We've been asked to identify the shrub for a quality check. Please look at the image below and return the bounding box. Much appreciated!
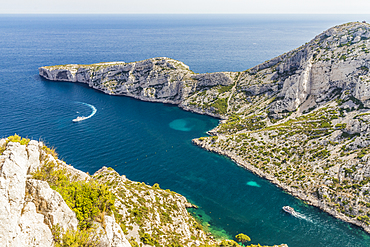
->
[211,98,228,115]
[7,134,30,146]
[42,145,58,158]
[0,142,6,155]
[235,233,251,244]
[140,232,160,246]
[54,228,100,247]
[61,180,116,229]
[153,183,161,189]
[320,122,331,128]
[32,160,116,230]
[129,238,139,247]
[219,240,240,247]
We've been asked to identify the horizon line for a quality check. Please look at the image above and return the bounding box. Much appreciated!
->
[1,13,370,15]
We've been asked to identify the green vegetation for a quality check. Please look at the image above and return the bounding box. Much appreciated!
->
[32,159,116,245]
[218,85,234,94]
[195,87,370,229]
[6,134,30,145]
[52,225,100,247]
[94,168,215,246]
[212,98,228,115]
[33,161,116,229]
[235,233,251,244]
[1,134,31,155]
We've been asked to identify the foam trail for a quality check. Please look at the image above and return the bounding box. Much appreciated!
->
[294,212,314,223]
[73,102,97,121]
[81,102,97,119]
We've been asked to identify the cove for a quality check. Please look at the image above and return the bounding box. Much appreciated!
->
[1,14,370,247]
[5,75,369,246]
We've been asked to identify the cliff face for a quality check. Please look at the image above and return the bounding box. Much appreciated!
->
[39,57,235,118]
[38,22,370,234]
[0,138,131,247]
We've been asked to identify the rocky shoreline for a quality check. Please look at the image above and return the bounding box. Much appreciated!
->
[192,138,370,234]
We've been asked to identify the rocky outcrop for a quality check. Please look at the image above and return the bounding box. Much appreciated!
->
[39,58,236,118]
[25,179,78,232]
[98,215,132,247]
[0,138,131,247]
[93,167,214,247]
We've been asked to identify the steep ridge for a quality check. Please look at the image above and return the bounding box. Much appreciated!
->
[39,22,370,233]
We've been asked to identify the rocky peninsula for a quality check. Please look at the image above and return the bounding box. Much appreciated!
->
[39,22,370,234]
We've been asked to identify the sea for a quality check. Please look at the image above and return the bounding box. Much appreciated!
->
[1,14,370,246]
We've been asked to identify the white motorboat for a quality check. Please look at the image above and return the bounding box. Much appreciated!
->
[72,116,87,122]
[282,206,297,216]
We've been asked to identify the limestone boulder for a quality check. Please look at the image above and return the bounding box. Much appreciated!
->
[26,179,78,232]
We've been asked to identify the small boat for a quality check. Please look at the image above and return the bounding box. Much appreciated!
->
[72,116,87,122]
[282,206,297,216]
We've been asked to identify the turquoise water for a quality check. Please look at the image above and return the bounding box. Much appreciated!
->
[246,181,261,188]
[1,14,370,246]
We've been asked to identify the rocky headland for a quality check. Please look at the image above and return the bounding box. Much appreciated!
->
[39,22,370,234]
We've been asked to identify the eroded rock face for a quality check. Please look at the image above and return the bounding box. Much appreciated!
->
[26,179,78,232]
[0,141,34,246]
[38,57,237,118]
[0,139,131,247]
[18,202,54,247]
[99,215,132,247]
[39,58,192,104]
[0,141,60,246]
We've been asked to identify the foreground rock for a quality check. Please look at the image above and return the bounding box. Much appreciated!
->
[39,22,370,234]
[0,138,128,247]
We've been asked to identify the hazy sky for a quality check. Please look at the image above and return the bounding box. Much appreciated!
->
[2,0,370,14]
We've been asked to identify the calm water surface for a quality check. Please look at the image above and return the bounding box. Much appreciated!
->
[1,14,370,246]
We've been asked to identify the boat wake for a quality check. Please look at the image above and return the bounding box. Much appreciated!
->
[73,102,97,122]
[283,206,313,223]
[293,212,314,223]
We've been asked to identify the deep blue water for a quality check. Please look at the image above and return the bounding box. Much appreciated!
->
[1,14,370,246]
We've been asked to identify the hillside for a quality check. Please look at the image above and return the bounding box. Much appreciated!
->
[39,21,370,233]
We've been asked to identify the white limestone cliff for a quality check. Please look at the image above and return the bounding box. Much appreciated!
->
[0,139,131,247]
